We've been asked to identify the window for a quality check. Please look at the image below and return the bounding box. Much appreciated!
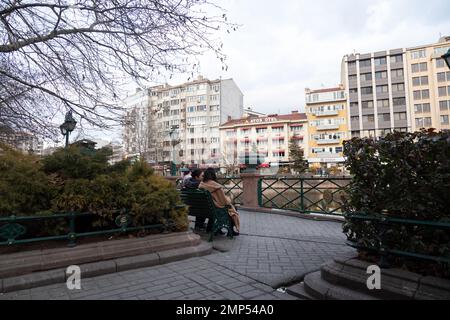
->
[374,57,387,66]
[411,62,428,73]
[414,90,429,100]
[394,112,407,121]
[210,95,219,101]
[440,100,449,111]
[196,105,207,111]
[437,72,446,83]
[361,73,372,81]
[360,59,371,68]
[349,88,358,94]
[392,83,405,92]
[378,113,390,122]
[290,126,303,132]
[348,75,357,82]
[351,131,360,138]
[210,116,220,123]
[424,117,432,127]
[415,118,423,128]
[377,99,389,108]
[375,71,388,79]
[363,115,375,123]
[420,62,428,72]
[350,102,358,108]
[272,127,284,133]
[335,147,343,153]
[348,61,356,68]
[436,58,445,68]
[413,76,428,86]
[351,116,359,122]
[392,98,406,107]
[361,87,373,95]
[391,69,404,78]
[441,115,450,125]
[438,86,447,97]
[226,130,236,136]
[362,101,374,109]
[256,128,267,134]
[390,55,403,64]
[210,105,219,111]
[410,49,426,59]
[272,151,285,157]
[414,103,430,113]
[376,85,388,94]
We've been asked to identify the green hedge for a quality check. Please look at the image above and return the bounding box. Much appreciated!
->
[0,144,188,237]
[342,129,450,277]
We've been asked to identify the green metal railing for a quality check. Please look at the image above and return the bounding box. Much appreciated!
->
[258,177,351,215]
[0,209,180,247]
[345,213,450,267]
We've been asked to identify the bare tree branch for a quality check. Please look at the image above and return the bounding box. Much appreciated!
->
[0,0,237,139]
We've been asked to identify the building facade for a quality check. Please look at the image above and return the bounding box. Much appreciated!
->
[305,85,348,169]
[123,76,243,168]
[123,88,152,159]
[219,112,308,168]
[0,130,44,155]
[406,36,450,132]
[341,36,450,138]
[342,48,410,138]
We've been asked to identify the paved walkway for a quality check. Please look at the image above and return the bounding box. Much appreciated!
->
[0,210,355,300]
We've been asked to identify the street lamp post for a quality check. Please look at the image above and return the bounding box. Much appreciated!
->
[169,125,180,176]
[442,49,450,70]
[59,110,77,148]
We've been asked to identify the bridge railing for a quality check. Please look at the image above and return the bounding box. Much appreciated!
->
[257,176,352,216]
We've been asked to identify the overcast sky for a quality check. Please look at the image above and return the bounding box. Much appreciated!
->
[79,0,450,143]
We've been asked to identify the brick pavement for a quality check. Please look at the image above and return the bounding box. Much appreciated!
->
[0,210,355,300]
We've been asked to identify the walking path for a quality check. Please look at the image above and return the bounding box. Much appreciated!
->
[0,210,355,300]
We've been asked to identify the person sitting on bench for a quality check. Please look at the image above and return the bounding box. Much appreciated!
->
[183,169,202,190]
[199,168,240,236]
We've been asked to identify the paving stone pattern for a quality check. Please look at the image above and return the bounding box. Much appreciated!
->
[0,211,355,300]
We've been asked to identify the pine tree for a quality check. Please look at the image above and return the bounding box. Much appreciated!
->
[289,137,307,174]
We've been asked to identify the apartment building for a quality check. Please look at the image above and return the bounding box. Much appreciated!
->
[407,36,450,131]
[342,48,410,138]
[219,112,308,167]
[123,88,152,159]
[0,129,44,155]
[305,85,348,169]
[341,36,450,138]
[123,76,243,168]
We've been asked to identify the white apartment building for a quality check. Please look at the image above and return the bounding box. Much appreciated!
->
[123,76,243,168]
[0,130,44,155]
[123,88,152,159]
[219,112,308,167]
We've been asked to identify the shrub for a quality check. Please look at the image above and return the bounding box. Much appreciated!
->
[342,129,450,277]
[0,144,188,239]
[0,144,55,217]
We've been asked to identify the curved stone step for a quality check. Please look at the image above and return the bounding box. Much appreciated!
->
[303,270,379,300]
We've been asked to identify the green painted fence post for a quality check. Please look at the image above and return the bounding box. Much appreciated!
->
[67,212,77,247]
[300,179,305,213]
[257,178,262,207]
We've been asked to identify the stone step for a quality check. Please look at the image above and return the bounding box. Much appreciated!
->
[0,232,200,279]
[0,241,213,293]
[303,270,379,300]
[286,282,315,300]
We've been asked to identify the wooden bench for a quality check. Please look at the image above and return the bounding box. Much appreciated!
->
[180,189,234,242]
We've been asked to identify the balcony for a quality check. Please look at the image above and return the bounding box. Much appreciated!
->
[314,110,339,117]
[316,139,341,145]
[316,124,340,131]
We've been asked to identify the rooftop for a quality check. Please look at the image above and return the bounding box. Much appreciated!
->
[221,111,307,127]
